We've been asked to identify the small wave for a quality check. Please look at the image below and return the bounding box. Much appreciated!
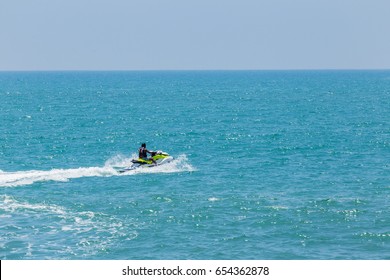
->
[358,232,390,238]
[0,154,195,187]
[0,194,66,215]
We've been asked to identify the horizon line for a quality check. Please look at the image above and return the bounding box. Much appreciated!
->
[1,68,390,73]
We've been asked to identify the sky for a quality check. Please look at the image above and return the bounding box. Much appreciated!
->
[0,0,389,70]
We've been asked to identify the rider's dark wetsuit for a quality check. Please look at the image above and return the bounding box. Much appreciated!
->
[138,143,157,164]
[139,147,148,159]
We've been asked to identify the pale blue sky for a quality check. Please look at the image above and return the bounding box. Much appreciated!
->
[1,0,389,70]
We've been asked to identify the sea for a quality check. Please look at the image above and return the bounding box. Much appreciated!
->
[0,70,389,260]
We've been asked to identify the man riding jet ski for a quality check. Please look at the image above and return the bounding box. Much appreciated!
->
[118,143,173,173]
[138,143,157,165]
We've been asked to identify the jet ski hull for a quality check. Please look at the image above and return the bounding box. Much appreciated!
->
[118,151,173,173]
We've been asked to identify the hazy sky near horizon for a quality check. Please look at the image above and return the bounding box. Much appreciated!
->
[1,0,389,70]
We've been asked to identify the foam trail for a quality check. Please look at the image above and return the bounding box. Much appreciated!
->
[0,154,195,187]
[0,166,117,187]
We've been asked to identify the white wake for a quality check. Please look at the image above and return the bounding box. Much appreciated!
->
[0,154,194,187]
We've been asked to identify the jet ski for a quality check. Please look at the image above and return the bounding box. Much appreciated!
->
[118,151,173,173]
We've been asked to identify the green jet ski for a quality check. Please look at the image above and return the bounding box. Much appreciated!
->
[118,151,173,173]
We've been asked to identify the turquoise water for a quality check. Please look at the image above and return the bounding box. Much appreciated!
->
[0,70,389,259]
